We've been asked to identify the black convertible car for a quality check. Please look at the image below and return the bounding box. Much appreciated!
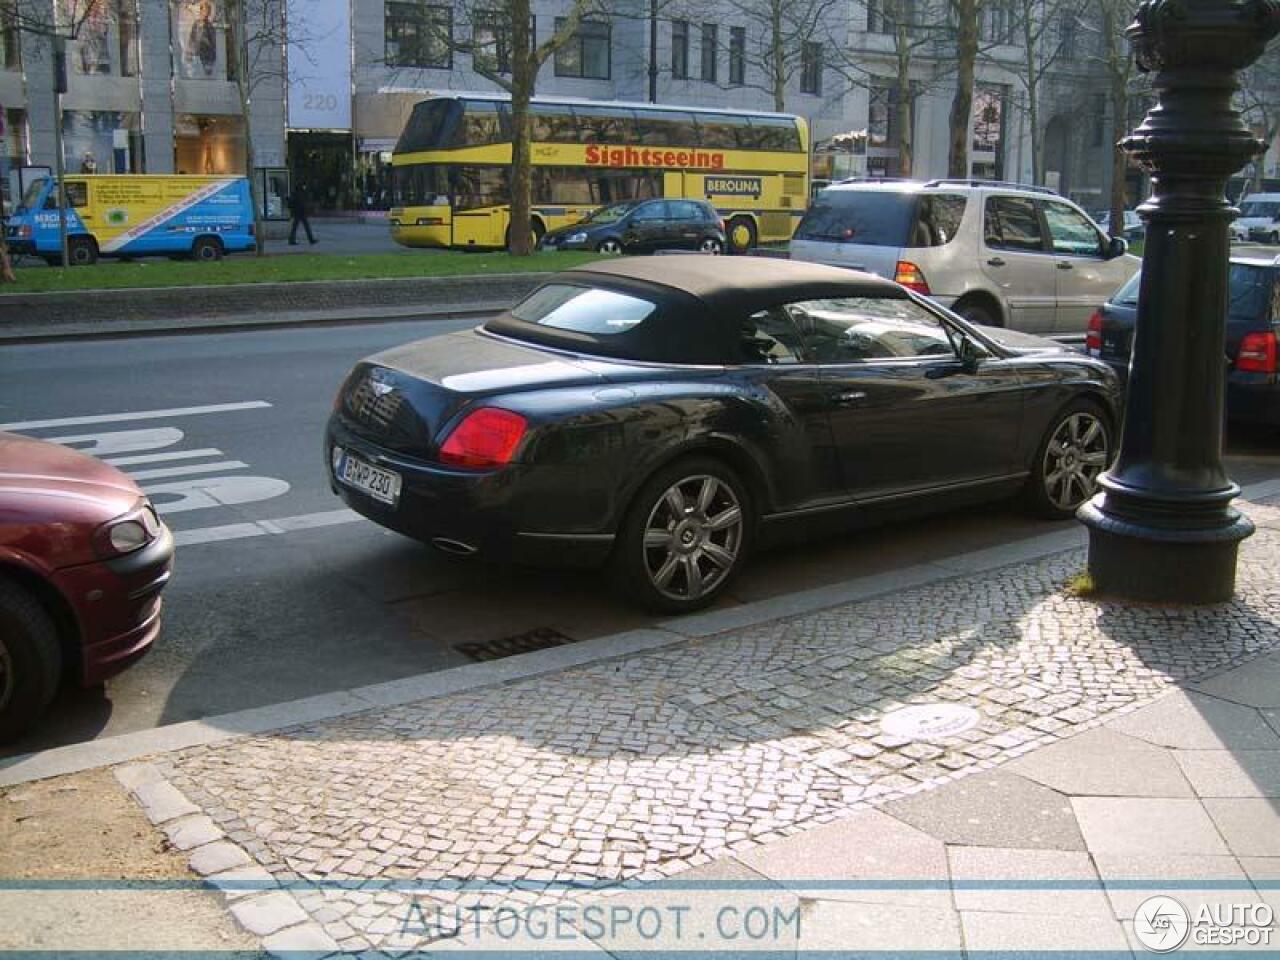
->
[327,257,1121,612]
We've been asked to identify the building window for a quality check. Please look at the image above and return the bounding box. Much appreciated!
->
[1090,93,1106,147]
[173,0,237,79]
[70,0,139,76]
[980,0,1015,43]
[699,23,716,82]
[972,83,1007,178]
[868,80,898,146]
[384,1,452,69]
[175,113,245,174]
[728,26,744,85]
[800,41,821,95]
[1,5,20,69]
[868,0,913,34]
[1056,11,1075,59]
[554,18,609,79]
[62,109,141,173]
[671,19,688,79]
[473,9,513,73]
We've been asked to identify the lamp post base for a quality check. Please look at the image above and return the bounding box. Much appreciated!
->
[1079,496,1255,604]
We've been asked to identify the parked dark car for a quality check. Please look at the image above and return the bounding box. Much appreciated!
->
[327,257,1121,612]
[1088,248,1280,425]
[0,433,173,739]
[539,199,726,255]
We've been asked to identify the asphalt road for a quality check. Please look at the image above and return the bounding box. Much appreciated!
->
[3,320,1278,757]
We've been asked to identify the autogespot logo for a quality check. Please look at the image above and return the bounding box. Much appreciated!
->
[1135,896,1191,953]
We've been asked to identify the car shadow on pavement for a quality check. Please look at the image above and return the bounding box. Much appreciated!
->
[147,502,1280,928]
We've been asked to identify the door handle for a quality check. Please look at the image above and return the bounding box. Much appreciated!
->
[1057,261,1074,270]
[830,390,867,405]
[986,257,1006,267]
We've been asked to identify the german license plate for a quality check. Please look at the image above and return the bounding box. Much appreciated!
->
[338,451,401,507]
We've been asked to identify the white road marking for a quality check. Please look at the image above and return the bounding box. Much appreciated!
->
[105,448,223,466]
[50,427,186,456]
[174,509,359,546]
[143,476,292,514]
[0,400,271,432]
[127,460,248,481]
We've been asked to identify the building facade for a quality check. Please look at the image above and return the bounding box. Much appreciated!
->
[0,0,1214,218]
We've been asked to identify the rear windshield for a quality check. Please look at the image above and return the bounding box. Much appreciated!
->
[794,191,965,248]
[1112,264,1273,320]
[1240,200,1280,218]
[511,284,657,335]
[795,191,915,246]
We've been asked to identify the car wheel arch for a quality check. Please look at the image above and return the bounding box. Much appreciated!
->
[0,562,80,682]
[953,289,1006,328]
[1025,391,1116,471]
[611,435,773,538]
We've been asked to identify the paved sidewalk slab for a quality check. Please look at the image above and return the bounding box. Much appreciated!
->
[961,909,1129,953]
[1073,797,1230,857]
[1203,798,1280,857]
[1007,726,1195,797]
[1106,690,1280,750]
[1092,852,1260,920]
[1174,749,1280,798]
[1191,651,1280,708]
[946,846,1111,917]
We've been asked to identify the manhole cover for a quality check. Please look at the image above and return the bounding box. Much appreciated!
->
[455,627,574,663]
[880,704,980,741]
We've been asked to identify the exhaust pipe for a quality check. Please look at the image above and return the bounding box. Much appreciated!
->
[431,537,478,557]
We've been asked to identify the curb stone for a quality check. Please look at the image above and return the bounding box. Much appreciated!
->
[114,761,335,955]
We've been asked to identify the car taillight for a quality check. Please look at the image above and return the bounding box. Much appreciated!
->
[439,408,528,469]
[1086,310,1103,354]
[1237,331,1278,374]
[894,261,930,295]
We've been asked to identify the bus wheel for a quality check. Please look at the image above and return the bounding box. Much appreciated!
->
[68,237,98,267]
[192,237,224,261]
[727,217,756,255]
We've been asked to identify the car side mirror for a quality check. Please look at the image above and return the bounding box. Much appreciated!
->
[1107,236,1128,259]
[959,335,986,371]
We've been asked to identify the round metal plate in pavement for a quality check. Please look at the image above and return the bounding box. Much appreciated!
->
[880,703,980,741]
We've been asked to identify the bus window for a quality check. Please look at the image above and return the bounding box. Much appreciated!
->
[45,181,89,209]
[574,105,636,142]
[634,109,700,147]
[453,165,508,211]
[530,103,579,143]
[748,116,802,151]
[594,170,660,203]
[394,98,461,153]
[533,167,596,205]
[696,115,750,149]
[393,164,448,206]
[460,101,504,147]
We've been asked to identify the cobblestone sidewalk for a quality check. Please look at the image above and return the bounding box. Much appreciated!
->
[114,501,1280,956]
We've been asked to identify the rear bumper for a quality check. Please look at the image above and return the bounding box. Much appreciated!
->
[1095,358,1279,425]
[51,525,173,686]
[325,416,614,567]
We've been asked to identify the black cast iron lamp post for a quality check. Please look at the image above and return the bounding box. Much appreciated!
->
[1079,0,1280,603]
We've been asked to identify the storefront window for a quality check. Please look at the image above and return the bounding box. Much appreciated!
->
[174,114,245,173]
[1,109,29,214]
[62,110,140,173]
[259,167,289,219]
[65,0,138,76]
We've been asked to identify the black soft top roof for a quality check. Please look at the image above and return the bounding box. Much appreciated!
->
[484,255,905,364]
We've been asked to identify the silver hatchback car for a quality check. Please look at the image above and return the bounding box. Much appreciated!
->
[790,179,1140,336]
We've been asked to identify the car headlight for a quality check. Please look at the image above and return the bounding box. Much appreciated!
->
[95,499,161,558]
[567,232,588,243]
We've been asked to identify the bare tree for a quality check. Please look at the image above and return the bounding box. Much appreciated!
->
[946,0,979,176]
[682,0,846,112]
[1240,40,1280,193]
[868,0,946,175]
[1,0,103,265]
[1088,0,1138,234]
[993,0,1086,184]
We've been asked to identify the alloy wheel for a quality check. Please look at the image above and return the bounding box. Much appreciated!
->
[642,474,743,603]
[700,238,723,255]
[1042,412,1109,511]
[599,239,622,254]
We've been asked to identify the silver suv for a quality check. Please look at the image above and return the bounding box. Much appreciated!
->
[790,179,1140,335]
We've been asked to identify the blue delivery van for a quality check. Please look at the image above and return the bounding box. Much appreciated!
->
[5,174,256,265]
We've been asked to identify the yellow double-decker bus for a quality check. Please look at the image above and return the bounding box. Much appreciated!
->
[389,93,809,254]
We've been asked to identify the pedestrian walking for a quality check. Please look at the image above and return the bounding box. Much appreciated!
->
[288,182,316,245]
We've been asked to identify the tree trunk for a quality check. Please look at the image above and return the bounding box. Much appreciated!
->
[1022,12,1041,184]
[508,0,535,256]
[1103,1,1127,231]
[771,0,785,112]
[230,0,265,254]
[895,28,913,176]
[948,0,978,178]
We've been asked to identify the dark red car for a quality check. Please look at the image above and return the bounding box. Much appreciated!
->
[0,432,173,739]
